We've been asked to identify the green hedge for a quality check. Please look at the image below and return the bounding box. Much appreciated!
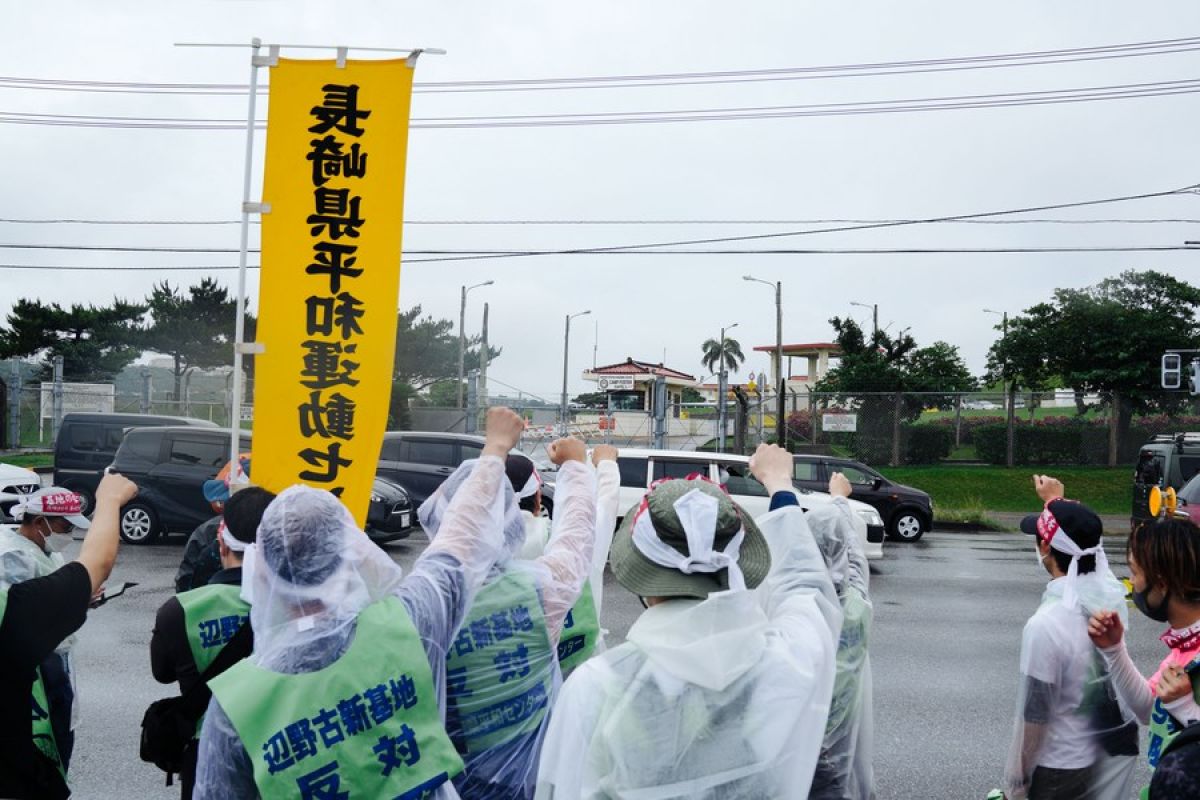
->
[974,423,1111,465]
[821,424,954,466]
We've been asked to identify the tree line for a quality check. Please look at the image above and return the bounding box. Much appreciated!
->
[0,280,498,416]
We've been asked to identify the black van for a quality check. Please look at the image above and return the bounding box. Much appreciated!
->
[110,426,251,543]
[53,413,217,513]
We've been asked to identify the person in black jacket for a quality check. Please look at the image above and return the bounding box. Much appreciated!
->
[151,486,274,799]
[174,457,250,593]
[0,472,137,800]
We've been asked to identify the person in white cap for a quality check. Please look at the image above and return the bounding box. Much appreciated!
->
[0,472,137,800]
[534,443,842,799]
[0,486,97,776]
[1002,475,1137,800]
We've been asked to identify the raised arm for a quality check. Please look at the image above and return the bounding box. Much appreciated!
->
[77,472,137,595]
[536,438,597,643]
[399,408,524,652]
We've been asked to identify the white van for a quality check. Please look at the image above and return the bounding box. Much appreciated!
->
[578,447,885,561]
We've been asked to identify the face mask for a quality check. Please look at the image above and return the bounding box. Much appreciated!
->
[1132,586,1171,622]
[39,519,73,553]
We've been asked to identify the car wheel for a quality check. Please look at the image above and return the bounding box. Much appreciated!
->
[119,503,160,544]
[73,488,95,517]
[889,510,926,542]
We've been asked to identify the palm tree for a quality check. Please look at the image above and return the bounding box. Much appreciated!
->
[701,336,745,375]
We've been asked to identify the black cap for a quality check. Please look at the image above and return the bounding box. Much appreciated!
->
[1020,498,1103,550]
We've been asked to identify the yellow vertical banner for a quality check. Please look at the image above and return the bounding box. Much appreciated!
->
[252,58,414,526]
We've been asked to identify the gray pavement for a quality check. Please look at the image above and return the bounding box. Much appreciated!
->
[989,510,1135,535]
[60,527,1161,799]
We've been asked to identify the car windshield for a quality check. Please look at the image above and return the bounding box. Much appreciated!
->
[1178,472,1200,505]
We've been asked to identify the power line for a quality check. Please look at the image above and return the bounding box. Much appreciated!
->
[2,35,1199,96]
[0,245,1192,272]
[2,77,1198,130]
[0,183,1193,263]
[1,216,1198,227]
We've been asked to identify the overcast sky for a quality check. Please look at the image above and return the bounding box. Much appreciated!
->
[2,2,1199,401]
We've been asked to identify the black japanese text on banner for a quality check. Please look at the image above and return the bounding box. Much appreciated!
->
[252,58,414,526]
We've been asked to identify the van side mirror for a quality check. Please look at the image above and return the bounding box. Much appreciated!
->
[871,478,884,490]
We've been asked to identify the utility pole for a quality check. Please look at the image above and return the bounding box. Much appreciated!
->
[851,301,878,339]
[479,302,489,409]
[561,310,592,431]
[456,280,494,409]
[985,308,1013,468]
[744,275,785,445]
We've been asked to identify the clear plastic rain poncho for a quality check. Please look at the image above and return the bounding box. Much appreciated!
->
[420,456,597,800]
[194,462,509,800]
[517,455,620,658]
[1003,538,1137,800]
[804,497,875,800]
[534,503,842,800]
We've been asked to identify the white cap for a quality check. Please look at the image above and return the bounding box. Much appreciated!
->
[11,487,91,529]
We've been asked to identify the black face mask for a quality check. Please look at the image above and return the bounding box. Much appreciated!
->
[1132,586,1171,623]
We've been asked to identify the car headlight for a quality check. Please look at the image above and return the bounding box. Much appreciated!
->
[858,508,883,527]
[370,493,383,503]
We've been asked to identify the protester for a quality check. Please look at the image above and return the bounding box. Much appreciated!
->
[535,443,842,799]
[0,473,137,800]
[1003,475,1137,800]
[425,438,598,799]
[514,444,620,677]
[805,472,876,800]
[193,407,523,800]
[1087,514,1200,784]
[149,486,275,798]
[175,455,250,593]
[0,486,96,773]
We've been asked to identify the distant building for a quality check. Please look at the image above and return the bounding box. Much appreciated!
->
[750,341,841,395]
[581,358,697,416]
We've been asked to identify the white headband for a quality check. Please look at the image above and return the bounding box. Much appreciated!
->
[631,488,747,592]
[1047,528,1109,610]
[220,520,250,553]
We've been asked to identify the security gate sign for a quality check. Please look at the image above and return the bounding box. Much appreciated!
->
[597,376,635,391]
[822,413,858,433]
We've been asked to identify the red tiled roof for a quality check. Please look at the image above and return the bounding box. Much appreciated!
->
[589,357,695,381]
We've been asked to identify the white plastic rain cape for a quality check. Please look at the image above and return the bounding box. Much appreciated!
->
[535,503,841,800]
[194,458,509,800]
[421,457,597,800]
[1003,558,1137,800]
[803,497,875,800]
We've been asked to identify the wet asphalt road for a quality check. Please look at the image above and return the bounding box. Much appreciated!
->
[61,528,1163,799]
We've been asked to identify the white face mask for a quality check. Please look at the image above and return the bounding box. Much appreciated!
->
[40,519,74,553]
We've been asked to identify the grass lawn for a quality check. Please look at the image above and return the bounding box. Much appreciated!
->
[877,465,1129,515]
[0,451,53,469]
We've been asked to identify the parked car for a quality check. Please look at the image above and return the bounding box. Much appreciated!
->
[110,426,413,544]
[792,454,933,542]
[559,447,885,560]
[1175,472,1200,527]
[0,462,43,522]
[1133,433,1200,523]
[377,431,487,507]
[53,412,217,515]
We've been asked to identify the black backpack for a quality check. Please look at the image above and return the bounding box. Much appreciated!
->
[139,621,252,779]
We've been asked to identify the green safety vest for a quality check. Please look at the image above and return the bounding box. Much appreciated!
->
[1146,655,1200,770]
[444,569,554,755]
[210,595,463,800]
[558,580,600,677]
[0,588,66,783]
[827,586,871,735]
[177,582,250,735]
[178,583,250,675]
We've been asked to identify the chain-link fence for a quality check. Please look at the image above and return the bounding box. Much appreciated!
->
[7,363,1200,471]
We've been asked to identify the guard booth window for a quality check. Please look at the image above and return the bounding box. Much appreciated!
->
[608,391,644,411]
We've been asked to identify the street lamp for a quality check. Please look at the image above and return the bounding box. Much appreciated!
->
[744,275,785,445]
[561,309,592,430]
[716,321,739,453]
[984,308,1013,468]
[457,280,494,408]
[850,301,878,339]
